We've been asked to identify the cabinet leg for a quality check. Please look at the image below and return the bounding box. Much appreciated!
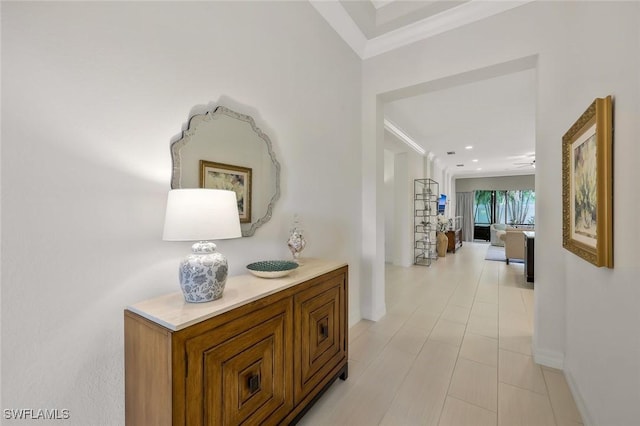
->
[339,363,348,381]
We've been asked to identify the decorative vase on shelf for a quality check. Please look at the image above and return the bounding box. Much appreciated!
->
[287,216,306,264]
[436,231,448,257]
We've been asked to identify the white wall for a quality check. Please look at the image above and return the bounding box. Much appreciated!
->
[448,177,456,219]
[456,174,535,192]
[557,5,640,425]
[383,131,425,267]
[359,96,386,320]
[384,149,395,262]
[399,150,425,267]
[433,159,446,192]
[362,2,640,424]
[391,153,409,265]
[1,2,361,423]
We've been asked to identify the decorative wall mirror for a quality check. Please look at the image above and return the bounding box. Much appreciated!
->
[170,106,281,237]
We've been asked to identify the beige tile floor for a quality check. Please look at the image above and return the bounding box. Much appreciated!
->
[298,242,583,426]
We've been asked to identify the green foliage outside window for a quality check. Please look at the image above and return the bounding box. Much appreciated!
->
[474,190,535,226]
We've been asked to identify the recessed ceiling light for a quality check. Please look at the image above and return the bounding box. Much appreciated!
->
[472,159,479,162]
[477,168,482,171]
[465,146,473,150]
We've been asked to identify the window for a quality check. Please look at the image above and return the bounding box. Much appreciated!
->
[474,190,493,225]
[474,190,535,226]
[504,190,535,226]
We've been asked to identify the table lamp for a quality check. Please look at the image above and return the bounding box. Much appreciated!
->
[163,189,242,303]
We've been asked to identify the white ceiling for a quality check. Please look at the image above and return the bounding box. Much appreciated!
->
[385,68,536,178]
[310,0,533,58]
[311,0,537,178]
[340,0,468,39]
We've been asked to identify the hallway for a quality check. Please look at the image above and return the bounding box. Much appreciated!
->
[300,242,582,425]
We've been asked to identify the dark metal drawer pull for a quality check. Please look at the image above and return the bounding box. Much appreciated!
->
[319,323,329,338]
[248,374,260,394]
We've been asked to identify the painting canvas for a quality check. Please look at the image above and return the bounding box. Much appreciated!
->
[200,160,252,223]
[562,96,613,268]
[571,124,597,247]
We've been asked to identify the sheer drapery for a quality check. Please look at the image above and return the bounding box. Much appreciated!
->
[456,192,475,242]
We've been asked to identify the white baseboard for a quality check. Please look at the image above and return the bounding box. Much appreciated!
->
[563,366,595,426]
[532,345,594,426]
[532,345,564,369]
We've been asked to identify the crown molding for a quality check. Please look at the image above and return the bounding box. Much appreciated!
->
[310,0,535,59]
[371,0,394,9]
[384,119,426,155]
[309,0,368,57]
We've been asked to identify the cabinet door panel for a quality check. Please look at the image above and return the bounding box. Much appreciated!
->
[294,273,345,403]
[185,299,293,426]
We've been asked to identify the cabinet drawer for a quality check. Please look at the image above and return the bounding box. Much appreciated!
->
[185,298,293,425]
[294,273,346,403]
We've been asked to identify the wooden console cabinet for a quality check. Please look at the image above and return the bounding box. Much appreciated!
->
[125,259,348,425]
[446,229,463,253]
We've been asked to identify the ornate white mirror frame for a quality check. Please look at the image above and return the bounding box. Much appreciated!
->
[170,106,281,237]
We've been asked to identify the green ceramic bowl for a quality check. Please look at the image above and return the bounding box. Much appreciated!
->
[246,260,299,278]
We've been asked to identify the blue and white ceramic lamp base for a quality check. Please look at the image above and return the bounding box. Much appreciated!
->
[179,241,228,303]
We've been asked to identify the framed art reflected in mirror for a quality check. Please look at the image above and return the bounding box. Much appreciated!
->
[200,160,252,223]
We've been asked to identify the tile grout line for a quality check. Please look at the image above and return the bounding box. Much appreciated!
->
[436,254,493,425]
[432,259,471,425]
[373,261,445,424]
[540,364,562,426]
[497,260,503,425]
[374,262,461,425]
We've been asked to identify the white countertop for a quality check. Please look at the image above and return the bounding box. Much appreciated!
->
[126,258,347,331]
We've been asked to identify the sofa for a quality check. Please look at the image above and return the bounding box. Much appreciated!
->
[490,223,507,246]
[501,226,534,264]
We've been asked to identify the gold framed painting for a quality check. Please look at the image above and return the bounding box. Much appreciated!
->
[562,96,613,268]
[200,160,252,223]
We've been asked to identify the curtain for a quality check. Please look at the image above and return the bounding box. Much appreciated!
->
[456,192,475,242]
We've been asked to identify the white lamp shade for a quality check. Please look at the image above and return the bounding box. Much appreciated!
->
[163,189,242,241]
